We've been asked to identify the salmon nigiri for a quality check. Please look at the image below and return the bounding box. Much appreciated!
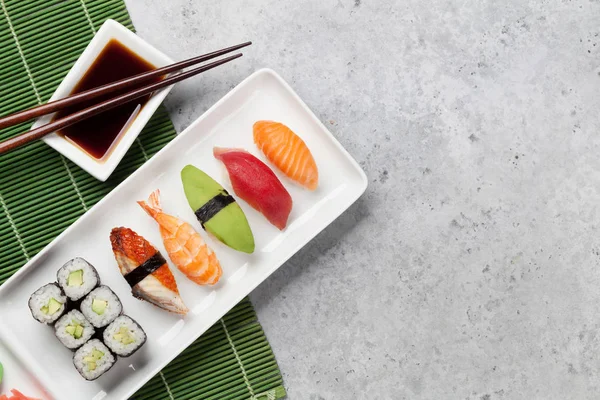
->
[214,147,293,230]
[138,190,222,285]
[110,227,188,314]
[253,120,319,190]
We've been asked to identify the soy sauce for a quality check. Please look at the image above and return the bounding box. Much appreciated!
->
[56,39,159,160]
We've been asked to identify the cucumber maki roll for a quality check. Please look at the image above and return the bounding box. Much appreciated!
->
[57,258,100,301]
[55,310,95,350]
[80,286,122,328]
[73,339,115,380]
[103,315,146,357]
[28,283,67,324]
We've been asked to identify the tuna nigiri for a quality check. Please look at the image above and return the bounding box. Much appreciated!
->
[138,190,222,285]
[214,147,293,230]
[253,120,319,190]
[110,227,188,314]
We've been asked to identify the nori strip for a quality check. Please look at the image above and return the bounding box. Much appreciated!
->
[194,191,235,228]
[124,252,166,287]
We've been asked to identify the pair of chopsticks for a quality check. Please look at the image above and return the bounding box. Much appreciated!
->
[0,41,252,155]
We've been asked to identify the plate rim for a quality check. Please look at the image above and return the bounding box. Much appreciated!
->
[0,68,368,399]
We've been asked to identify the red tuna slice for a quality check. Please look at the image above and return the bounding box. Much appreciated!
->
[214,147,293,230]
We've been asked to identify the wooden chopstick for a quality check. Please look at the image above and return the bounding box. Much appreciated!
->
[0,53,243,155]
[0,41,251,131]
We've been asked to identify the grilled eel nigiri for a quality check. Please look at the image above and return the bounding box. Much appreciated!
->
[110,227,188,315]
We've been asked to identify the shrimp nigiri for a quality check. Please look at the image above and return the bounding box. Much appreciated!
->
[137,190,222,285]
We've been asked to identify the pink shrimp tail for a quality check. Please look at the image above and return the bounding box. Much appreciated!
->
[137,189,162,219]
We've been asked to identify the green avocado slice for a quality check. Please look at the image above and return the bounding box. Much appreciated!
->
[66,320,85,339]
[42,298,62,315]
[181,165,255,253]
[114,326,135,345]
[74,325,84,338]
[68,269,84,286]
[92,299,107,315]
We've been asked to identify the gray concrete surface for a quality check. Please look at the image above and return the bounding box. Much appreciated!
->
[127,1,600,398]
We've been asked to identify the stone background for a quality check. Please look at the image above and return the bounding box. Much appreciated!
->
[127,1,600,398]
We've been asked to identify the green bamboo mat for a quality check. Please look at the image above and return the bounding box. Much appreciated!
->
[0,0,286,399]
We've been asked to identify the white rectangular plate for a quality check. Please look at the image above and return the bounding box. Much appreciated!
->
[0,69,367,400]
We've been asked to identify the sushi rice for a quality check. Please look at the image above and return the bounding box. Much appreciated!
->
[80,286,122,328]
[57,257,100,301]
[55,310,95,350]
[103,315,146,357]
[73,339,115,380]
[28,283,67,324]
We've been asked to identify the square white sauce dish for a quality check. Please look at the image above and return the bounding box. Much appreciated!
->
[32,19,174,182]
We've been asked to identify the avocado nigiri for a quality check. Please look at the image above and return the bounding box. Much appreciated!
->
[181,165,255,253]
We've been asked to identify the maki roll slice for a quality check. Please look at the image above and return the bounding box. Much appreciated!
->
[28,283,67,324]
[181,165,255,253]
[103,315,146,357]
[55,310,95,350]
[80,286,122,328]
[57,257,100,301]
[73,339,115,380]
